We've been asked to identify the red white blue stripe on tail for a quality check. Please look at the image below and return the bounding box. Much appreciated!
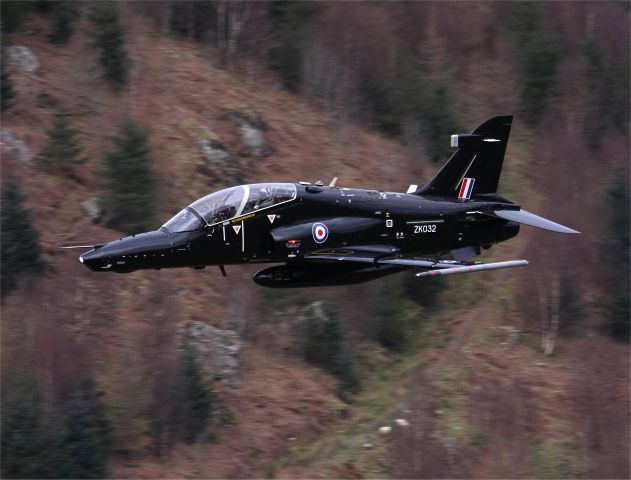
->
[458,178,475,199]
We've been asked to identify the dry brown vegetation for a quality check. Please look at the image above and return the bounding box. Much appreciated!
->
[1,2,629,479]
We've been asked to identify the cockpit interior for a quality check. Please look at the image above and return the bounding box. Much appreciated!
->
[162,183,297,233]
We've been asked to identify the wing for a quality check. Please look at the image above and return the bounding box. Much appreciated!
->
[304,246,528,277]
[305,250,441,269]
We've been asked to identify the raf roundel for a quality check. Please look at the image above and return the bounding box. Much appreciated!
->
[312,222,329,244]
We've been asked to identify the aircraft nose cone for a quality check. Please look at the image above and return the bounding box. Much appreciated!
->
[79,230,177,273]
[80,248,110,271]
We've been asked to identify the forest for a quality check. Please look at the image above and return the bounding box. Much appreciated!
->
[1,1,629,478]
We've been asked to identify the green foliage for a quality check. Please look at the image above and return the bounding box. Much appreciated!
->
[1,371,110,479]
[608,58,631,135]
[360,77,401,137]
[103,119,157,234]
[1,373,50,478]
[531,438,584,479]
[179,340,214,444]
[330,349,360,395]
[1,1,31,33]
[375,277,416,351]
[303,303,343,365]
[38,115,85,177]
[417,85,462,163]
[403,273,446,309]
[106,348,152,456]
[558,267,585,336]
[509,2,560,125]
[583,38,630,145]
[389,58,461,162]
[1,53,15,112]
[267,3,462,160]
[57,374,111,479]
[604,173,630,342]
[1,179,45,296]
[88,2,128,85]
[269,0,316,93]
[169,1,217,42]
[50,1,79,44]
[582,40,608,150]
[609,293,630,342]
[300,302,360,395]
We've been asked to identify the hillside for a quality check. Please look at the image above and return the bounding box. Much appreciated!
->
[2,9,419,478]
[1,2,629,479]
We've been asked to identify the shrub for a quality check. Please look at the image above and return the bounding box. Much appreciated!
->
[38,114,85,177]
[102,120,157,234]
[299,302,360,395]
[88,2,128,85]
[50,1,79,44]
[179,340,214,444]
[1,179,45,296]
[509,2,560,125]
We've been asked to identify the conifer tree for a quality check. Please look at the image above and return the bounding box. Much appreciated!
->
[1,51,15,112]
[269,1,315,92]
[1,0,31,33]
[38,115,85,177]
[179,340,213,444]
[376,278,410,351]
[1,374,48,478]
[88,2,128,85]
[103,120,156,234]
[605,173,630,342]
[50,1,78,44]
[57,374,111,479]
[301,302,360,394]
[1,180,45,296]
[509,2,560,125]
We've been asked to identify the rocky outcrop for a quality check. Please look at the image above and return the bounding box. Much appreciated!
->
[227,108,268,130]
[6,46,39,73]
[81,197,102,223]
[239,122,269,157]
[296,301,330,326]
[193,125,241,183]
[199,138,232,166]
[183,321,243,387]
[1,128,33,163]
[223,106,271,157]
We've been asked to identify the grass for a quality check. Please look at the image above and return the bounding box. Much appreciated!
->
[531,438,585,479]
[431,363,473,444]
[273,310,448,476]
[270,269,535,477]
[442,272,495,311]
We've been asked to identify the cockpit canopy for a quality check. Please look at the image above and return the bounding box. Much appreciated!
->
[162,183,297,233]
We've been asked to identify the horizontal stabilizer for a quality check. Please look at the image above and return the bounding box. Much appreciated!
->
[416,260,529,277]
[493,209,579,234]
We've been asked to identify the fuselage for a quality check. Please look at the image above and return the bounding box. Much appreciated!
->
[77,115,580,287]
[80,182,520,278]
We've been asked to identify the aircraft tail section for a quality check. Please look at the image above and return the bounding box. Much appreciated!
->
[417,115,513,198]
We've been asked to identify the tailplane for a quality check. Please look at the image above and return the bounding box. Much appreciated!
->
[417,115,513,198]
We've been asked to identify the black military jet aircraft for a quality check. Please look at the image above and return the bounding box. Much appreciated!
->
[73,115,578,287]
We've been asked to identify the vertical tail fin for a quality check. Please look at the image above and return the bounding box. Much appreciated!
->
[417,115,513,198]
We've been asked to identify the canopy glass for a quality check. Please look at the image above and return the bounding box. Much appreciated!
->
[162,183,296,233]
